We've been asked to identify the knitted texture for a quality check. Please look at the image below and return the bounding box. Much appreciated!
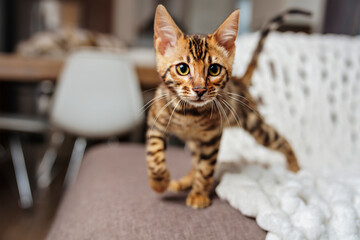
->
[219,32,360,170]
[217,32,360,240]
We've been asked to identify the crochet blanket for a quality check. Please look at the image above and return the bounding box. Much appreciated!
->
[216,147,360,240]
[216,33,360,240]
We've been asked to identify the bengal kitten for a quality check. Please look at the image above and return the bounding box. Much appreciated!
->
[146,5,310,209]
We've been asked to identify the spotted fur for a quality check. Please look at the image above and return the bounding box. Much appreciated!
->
[147,5,311,209]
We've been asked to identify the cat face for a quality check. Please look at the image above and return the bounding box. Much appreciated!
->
[154,5,239,107]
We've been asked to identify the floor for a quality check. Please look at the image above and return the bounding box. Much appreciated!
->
[0,134,71,240]
[0,133,146,240]
[0,176,61,240]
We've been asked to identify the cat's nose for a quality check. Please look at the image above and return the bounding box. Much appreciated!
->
[193,87,207,97]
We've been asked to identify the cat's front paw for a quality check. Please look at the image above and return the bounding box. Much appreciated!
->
[186,192,211,209]
[148,170,170,193]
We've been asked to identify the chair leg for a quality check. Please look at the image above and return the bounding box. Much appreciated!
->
[37,131,65,188]
[63,137,87,188]
[9,134,33,209]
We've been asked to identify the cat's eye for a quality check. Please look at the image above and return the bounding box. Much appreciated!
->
[176,63,190,76]
[208,64,221,76]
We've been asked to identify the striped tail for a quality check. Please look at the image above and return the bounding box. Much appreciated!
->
[239,9,312,88]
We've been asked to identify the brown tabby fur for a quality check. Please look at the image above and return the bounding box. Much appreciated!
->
[146,5,310,209]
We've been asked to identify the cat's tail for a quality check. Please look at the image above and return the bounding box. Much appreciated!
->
[237,9,312,88]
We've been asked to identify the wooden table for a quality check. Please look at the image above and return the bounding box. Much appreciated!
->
[0,54,160,89]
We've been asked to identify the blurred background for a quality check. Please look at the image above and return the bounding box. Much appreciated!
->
[0,0,359,239]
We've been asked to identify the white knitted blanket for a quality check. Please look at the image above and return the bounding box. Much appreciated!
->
[216,33,360,240]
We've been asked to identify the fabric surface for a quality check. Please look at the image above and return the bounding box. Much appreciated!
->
[217,33,360,240]
[216,162,360,240]
[47,144,266,240]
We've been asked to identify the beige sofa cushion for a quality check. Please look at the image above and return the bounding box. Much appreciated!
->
[47,144,265,240]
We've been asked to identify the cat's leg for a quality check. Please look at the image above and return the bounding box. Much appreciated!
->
[168,141,199,192]
[186,134,221,209]
[146,128,170,193]
[244,112,300,172]
[168,169,196,192]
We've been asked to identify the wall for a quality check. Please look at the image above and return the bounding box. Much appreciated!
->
[0,0,4,51]
[324,0,360,35]
[251,0,326,32]
[184,0,237,34]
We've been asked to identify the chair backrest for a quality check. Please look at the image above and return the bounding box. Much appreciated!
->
[221,32,360,170]
[51,50,143,138]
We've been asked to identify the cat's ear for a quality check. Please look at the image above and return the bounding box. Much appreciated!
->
[154,5,183,55]
[213,9,240,53]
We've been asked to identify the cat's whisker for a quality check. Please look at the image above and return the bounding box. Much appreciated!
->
[228,95,257,113]
[228,95,260,117]
[219,101,231,127]
[226,92,250,102]
[140,94,168,112]
[138,94,169,117]
[142,87,159,94]
[151,97,178,131]
[221,99,243,128]
[182,100,186,116]
[213,99,223,128]
[165,99,182,133]
[218,94,243,126]
[215,98,230,127]
[219,101,230,128]
[210,101,214,119]
[140,97,167,115]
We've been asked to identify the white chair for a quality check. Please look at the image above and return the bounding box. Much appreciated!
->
[37,50,143,188]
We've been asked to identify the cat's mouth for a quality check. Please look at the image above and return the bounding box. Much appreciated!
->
[187,98,212,107]
[180,94,214,107]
